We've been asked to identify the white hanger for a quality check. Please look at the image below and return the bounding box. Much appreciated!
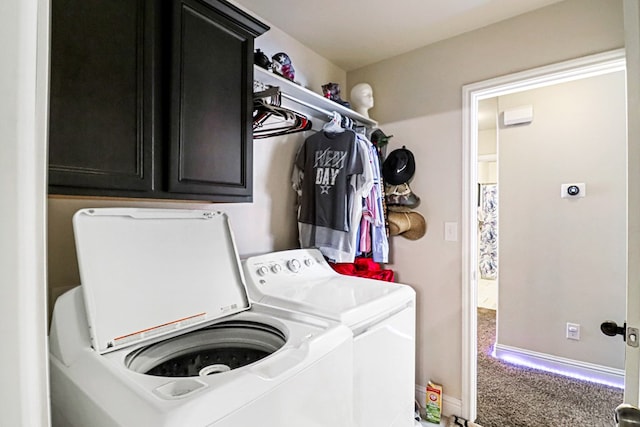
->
[323,111,345,133]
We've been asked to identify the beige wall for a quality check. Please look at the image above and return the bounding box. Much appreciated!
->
[498,71,627,369]
[47,13,346,317]
[347,0,624,400]
[478,129,497,156]
[477,160,497,185]
[478,99,498,184]
[478,128,497,184]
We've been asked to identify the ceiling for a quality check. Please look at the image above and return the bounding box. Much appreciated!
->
[233,0,565,71]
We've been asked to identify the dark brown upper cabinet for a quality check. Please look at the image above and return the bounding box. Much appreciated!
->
[49,0,155,193]
[48,0,268,202]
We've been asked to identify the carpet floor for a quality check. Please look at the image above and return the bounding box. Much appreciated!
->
[475,308,623,427]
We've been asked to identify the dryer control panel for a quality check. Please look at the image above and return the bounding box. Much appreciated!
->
[241,248,410,318]
[244,249,331,282]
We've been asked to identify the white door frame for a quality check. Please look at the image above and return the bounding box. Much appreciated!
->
[461,48,626,421]
[624,0,640,406]
[0,0,50,425]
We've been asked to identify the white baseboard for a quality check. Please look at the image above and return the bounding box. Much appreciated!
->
[494,343,624,388]
[415,384,462,419]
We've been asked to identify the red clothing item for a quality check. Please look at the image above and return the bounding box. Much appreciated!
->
[329,257,395,282]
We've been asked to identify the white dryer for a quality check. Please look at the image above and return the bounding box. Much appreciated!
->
[49,209,354,427]
[243,249,417,427]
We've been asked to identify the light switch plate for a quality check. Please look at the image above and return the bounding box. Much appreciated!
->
[444,222,458,241]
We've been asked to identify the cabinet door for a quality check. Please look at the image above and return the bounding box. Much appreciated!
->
[168,0,254,198]
[49,0,155,193]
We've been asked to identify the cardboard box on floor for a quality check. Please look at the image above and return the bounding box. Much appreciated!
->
[425,381,443,424]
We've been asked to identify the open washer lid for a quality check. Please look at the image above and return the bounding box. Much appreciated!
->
[73,208,250,354]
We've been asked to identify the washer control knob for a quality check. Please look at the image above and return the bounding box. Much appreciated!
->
[304,258,314,267]
[256,266,269,276]
[270,264,282,274]
[287,259,301,273]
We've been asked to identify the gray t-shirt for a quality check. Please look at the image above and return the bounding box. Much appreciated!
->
[295,130,362,231]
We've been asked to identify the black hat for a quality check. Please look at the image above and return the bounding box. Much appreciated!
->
[254,49,271,70]
[382,146,415,185]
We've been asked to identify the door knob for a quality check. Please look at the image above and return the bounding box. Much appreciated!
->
[601,320,626,340]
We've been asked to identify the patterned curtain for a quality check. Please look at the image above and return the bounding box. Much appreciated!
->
[478,184,498,280]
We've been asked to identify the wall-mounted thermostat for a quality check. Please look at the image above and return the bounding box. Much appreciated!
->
[560,183,586,198]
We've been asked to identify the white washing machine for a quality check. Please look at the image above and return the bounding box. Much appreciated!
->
[49,209,354,427]
[243,249,417,427]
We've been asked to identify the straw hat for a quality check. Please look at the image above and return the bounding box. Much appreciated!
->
[388,211,427,240]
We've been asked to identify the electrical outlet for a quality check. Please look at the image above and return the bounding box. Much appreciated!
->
[566,323,580,340]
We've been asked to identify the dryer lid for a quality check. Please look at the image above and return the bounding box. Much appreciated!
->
[73,208,250,354]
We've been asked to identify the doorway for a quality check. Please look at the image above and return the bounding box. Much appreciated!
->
[477,97,499,312]
[461,49,627,421]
